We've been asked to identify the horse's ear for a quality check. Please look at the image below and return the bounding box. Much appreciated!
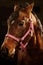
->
[14,4,19,12]
[30,2,34,10]
[26,2,34,13]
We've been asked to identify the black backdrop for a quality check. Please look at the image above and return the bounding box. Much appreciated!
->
[0,0,43,46]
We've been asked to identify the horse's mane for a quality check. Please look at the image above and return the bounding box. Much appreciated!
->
[33,12,43,39]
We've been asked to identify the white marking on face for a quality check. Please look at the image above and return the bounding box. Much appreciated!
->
[11,20,15,24]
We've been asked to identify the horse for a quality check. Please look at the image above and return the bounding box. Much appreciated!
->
[1,3,43,65]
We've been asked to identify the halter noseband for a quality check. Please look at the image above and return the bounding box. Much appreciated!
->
[6,19,34,50]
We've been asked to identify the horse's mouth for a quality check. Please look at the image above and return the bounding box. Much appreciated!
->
[1,47,16,58]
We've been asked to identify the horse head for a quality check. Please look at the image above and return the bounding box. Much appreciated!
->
[1,3,43,58]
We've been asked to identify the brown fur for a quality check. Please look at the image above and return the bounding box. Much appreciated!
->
[1,3,43,65]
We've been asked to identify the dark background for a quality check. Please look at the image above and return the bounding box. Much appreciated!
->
[0,0,43,46]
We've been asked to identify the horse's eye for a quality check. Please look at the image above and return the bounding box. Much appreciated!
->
[19,22,24,26]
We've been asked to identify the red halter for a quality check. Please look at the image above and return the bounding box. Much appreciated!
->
[6,19,34,50]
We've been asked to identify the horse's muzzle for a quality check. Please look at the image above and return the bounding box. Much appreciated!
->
[1,47,8,57]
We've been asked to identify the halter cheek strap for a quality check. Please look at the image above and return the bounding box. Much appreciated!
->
[21,21,34,41]
[6,19,34,50]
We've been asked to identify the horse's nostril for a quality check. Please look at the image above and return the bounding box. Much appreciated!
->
[1,47,8,56]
